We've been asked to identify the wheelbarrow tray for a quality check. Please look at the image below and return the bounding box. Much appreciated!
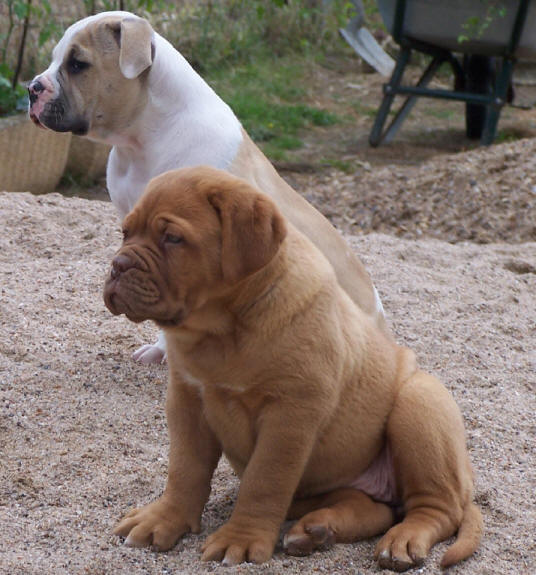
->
[379,0,536,59]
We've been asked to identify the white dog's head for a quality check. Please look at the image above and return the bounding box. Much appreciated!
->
[28,11,154,138]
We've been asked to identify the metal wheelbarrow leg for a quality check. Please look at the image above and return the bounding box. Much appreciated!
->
[369,49,448,146]
[369,46,411,146]
[480,58,515,145]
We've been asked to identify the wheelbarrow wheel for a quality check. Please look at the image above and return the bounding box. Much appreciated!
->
[464,54,495,140]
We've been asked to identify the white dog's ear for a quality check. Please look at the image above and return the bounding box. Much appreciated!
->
[115,17,154,79]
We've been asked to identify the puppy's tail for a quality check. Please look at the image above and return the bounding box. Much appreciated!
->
[440,502,483,568]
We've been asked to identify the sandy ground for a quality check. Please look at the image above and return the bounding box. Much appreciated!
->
[1,168,535,575]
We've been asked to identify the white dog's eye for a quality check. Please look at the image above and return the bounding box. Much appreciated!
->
[68,57,90,74]
[164,233,183,245]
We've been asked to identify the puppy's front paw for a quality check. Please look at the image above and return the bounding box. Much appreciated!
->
[132,343,167,364]
[201,522,276,566]
[114,498,193,551]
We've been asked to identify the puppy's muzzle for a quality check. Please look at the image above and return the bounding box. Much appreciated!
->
[104,250,164,323]
[104,253,137,315]
[110,253,136,279]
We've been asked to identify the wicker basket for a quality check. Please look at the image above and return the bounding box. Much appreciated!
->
[0,113,72,194]
[66,135,111,180]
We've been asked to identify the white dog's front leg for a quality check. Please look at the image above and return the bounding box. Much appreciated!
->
[132,330,167,364]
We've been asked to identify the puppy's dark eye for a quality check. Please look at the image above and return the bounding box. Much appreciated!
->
[164,233,183,245]
[122,229,129,241]
[68,58,90,74]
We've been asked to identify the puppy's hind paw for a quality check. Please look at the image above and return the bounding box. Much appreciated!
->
[375,523,428,572]
[284,522,335,556]
[132,344,167,364]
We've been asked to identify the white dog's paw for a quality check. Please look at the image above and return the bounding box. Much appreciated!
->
[132,344,167,364]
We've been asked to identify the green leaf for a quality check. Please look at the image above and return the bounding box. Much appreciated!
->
[0,64,13,80]
[39,28,53,47]
[13,1,29,20]
[0,75,12,89]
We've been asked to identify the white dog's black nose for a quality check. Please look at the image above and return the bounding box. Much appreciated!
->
[28,79,45,105]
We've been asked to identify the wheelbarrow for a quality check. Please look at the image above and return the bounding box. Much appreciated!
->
[369,0,535,146]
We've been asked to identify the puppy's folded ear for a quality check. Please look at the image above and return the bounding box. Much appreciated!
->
[107,17,154,79]
[208,185,287,284]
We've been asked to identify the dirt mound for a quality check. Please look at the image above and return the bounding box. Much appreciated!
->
[287,137,536,244]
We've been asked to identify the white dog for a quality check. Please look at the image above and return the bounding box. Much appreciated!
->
[29,11,386,363]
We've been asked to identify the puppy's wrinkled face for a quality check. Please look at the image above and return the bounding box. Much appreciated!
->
[103,167,287,328]
[104,175,223,327]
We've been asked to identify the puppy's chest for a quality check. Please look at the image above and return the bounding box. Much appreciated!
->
[178,344,263,402]
[173,328,262,392]
[179,363,264,466]
[174,332,270,452]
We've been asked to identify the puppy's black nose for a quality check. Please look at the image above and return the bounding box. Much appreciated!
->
[28,80,45,105]
[111,254,135,278]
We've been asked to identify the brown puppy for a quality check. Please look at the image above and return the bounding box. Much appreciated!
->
[103,167,483,571]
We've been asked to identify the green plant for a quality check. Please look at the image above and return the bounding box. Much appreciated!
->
[0,64,26,114]
[153,0,353,72]
[145,1,346,159]
[207,55,338,160]
[82,0,169,15]
[458,0,507,44]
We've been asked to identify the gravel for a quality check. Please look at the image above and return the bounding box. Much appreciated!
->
[1,137,535,574]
